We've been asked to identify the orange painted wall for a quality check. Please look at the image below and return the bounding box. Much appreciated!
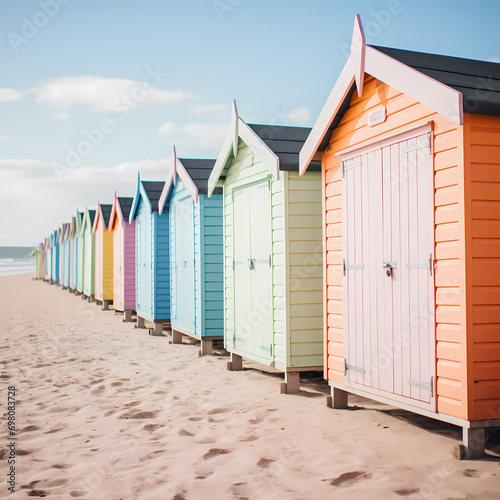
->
[465,112,500,421]
[323,76,469,419]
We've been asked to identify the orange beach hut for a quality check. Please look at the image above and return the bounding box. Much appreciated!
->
[93,203,114,310]
[300,16,500,458]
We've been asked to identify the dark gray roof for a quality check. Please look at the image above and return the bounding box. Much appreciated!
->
[142,181,165,212]
[372,45,500,116]
[178,158,217,194]
[99,204,113,227]
[118,197,134,219]
[248,124,321,172]
[88,210,96,225]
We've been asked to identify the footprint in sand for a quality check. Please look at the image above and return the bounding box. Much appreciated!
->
[143,424,164,432]
[51,464,70,469]
[395,488,420,497]
[257,458,275,468]
[69,491,86,497]
[43,428,65,434]
[27,490,47,497]
[111,382,123,387]
[203,448,230,460]
[47,479,69,487]
[208,408,229,415]
[463,469,481,478]
[22,425,41,432]
[329,471,371,487]
[189,417,203,422]
[179,429,194,437]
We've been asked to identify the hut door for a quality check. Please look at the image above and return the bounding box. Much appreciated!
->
[233,181,273,361]
[343,129,435,408]
[175,197,195,332]
[113,227,123,310]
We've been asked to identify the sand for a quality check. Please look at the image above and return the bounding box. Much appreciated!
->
[0,273,499,499]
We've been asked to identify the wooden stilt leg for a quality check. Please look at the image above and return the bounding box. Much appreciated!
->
[149,322,164,336]
[137,316,146,329]
[455,427,486,460]
[280,371,300,394]
[200,338,213,356]
[172,329,182,344]
[102,300,111,311]
[123,310,132,322]
[81,293,86,300]
[326,387,349,409]
[227,353,243,371]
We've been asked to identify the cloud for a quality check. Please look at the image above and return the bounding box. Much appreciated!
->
[51,110,71,120]
[0,88,23,102]
[193,103,228,114]
[32,76,200,113]
[157,121,175,135]
[158,121,227,149]
[0,157,172,245]
[285,107,312,125]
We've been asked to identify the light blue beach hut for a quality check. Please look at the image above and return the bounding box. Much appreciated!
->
[158,149,223,354]
[60,223,71,288]
[129,174,169,335]
[51,228,60,284]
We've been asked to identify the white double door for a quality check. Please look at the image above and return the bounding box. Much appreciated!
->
[343,130,435,408]
[233,181,273,361]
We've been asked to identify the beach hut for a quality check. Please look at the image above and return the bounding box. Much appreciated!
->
[39,240,46,280]
[93,202,114,310]
[207,102,324,393]
[31,244,44,280]
[129,173,169,335]
[108,193,136,322]
[81,207,96,300]
[74,211,84,294]
[51,228,60,284]
[158,149,223,355]
[299,16,500,458]
[60,223,71,289]
[44,236,51,281]
[68,216,77,291]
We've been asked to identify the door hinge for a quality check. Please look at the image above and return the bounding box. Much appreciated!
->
[269,254,272,268]
[343,259,365,276]
[408,376,433,396]
[344,358,366,375]
[404,133,431,154]
[405,253,433,276]
[342,158,362,178]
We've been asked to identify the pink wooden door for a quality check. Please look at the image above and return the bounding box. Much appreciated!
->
[113,225,124,311]
[342,129,435,409]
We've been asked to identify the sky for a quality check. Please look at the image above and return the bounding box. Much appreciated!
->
[1,0,499,246]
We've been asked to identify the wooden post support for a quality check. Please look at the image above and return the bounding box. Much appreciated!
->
[326,387,349,409]
[62,286,67,290]
[137,316,146,329]
[123,310,133,322]
[227,353,243,371]
[88,295,95,303]
[280,371,300,394]
[172,329,183,344]
[102,300,111,311]
[200,338,213,356]
[459,427,486,460]
[81,292,86,300]
[149,322,164,336]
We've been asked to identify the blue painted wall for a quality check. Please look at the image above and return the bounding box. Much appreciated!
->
[134,193,170,322]
[169,178,223,338]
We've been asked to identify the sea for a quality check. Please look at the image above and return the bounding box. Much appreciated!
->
[0,246,36,277]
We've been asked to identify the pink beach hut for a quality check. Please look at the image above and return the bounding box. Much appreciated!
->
[108,193,136,322]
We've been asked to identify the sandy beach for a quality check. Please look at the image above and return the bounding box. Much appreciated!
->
[1,273,499,499]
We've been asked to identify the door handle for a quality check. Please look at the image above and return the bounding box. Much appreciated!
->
[383,261,397,277]
[248,259,255,270]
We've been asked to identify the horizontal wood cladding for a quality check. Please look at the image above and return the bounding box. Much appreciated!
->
[323,77,467,418]
[467,113,500,420]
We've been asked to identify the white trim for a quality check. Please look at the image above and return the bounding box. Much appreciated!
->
[338,122,433,161]
[299,16,463,175]
[208,102,281,196]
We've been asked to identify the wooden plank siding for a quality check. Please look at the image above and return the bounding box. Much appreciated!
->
[323,77,468,419]
[286,171,323,368]
[153,210,170,320]
[466,112,500,420]
[201,195,224,337]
